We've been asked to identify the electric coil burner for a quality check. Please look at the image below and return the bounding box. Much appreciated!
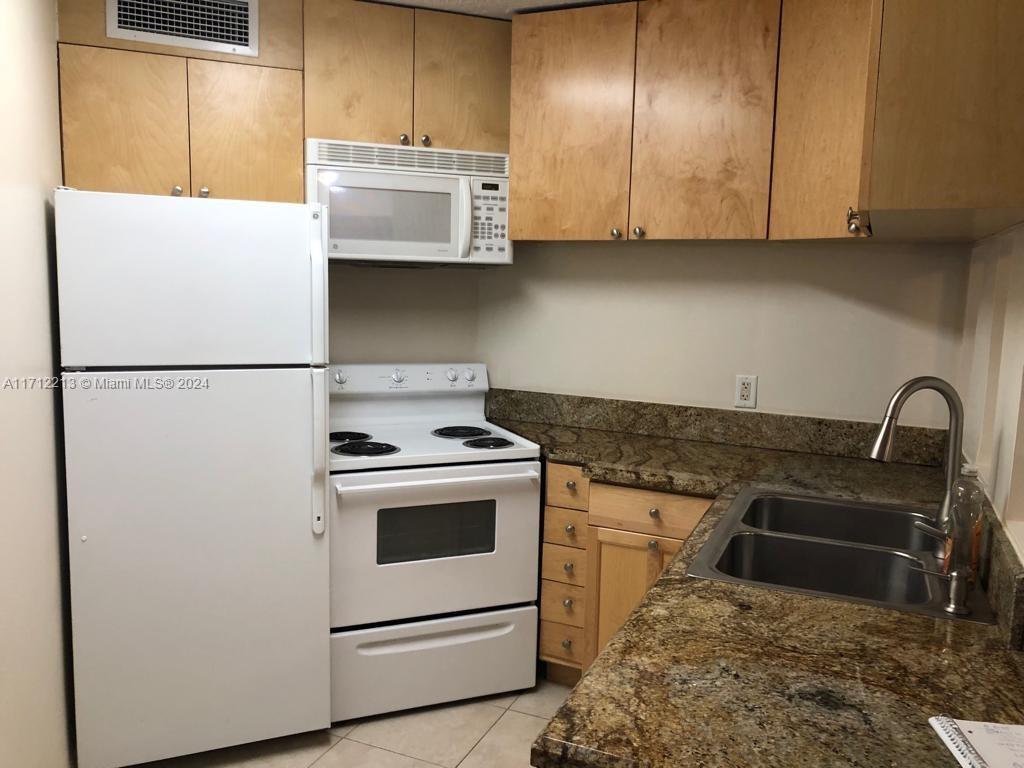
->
[463,436,515,449]
[432,426,492,439]
[330,440,399,457]
[330,431,371,443]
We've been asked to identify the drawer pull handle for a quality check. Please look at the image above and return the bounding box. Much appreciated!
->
[649,508,660,518]
[648,539,659,551]
[561,638,573,650]
[565,480,577,491]
[562,598,575,609]
[563,561,575,573]
[564,523,576,535]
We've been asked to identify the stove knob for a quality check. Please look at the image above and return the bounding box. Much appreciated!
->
[464,368,477,382]
[391,369,406,384]
[334,371,347,385]
[446,368,459,382]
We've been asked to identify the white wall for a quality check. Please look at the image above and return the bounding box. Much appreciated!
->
[476,240,970,428]
[0,1,70,767]
[960,224,1024,553]
[329,263,480,363]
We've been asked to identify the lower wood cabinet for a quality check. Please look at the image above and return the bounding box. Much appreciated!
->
[538,462,711,674]
[582,527,682,666]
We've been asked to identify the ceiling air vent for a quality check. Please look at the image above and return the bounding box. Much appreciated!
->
[106,0,259,57]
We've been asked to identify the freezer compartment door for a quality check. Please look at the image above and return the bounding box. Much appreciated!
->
[55,189,327,367]
[64,368,329,768]
[330,606,537,722]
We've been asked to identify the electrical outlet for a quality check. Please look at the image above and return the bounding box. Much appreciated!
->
[735,375,758,409]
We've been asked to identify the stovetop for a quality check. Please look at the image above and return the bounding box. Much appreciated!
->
[328,363,539,472]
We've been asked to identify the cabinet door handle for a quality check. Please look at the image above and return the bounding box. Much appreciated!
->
[649,507,660,518]
[610,227,622,239]
[399,133,410,145]
[565,480,577,491]
[199,186,210,198]
[420,134,432,147]
[563,561,575,573]
[562,598,574,609]
[171,185,183,196]
[561,638,573,649]
[564,523,576,536]
[648,539,659,551]
[632,225,646,238]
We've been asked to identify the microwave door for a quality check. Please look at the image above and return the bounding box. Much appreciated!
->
[319,169,463,263]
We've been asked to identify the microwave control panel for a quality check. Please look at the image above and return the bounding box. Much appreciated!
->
[470,177,511,261]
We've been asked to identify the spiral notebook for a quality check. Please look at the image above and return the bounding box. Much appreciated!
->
[930,716,1024,768]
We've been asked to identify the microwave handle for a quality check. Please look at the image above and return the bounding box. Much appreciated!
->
[458,177,472,259]
[337,469,540,497]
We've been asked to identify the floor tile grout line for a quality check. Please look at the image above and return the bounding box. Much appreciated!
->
[304,734,348,768]
[340,734,450,768]
[454,707,511,768]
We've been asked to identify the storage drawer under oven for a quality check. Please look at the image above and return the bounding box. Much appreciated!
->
[330,606,537,721]
[331,461,541,627]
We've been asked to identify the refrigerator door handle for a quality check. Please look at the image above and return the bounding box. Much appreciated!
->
[309,205,328,366]
[311,369,327,535]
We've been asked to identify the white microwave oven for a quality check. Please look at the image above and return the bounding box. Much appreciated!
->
[306,139,512,265]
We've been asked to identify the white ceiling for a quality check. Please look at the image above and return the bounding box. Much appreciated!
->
[379,0,622,20]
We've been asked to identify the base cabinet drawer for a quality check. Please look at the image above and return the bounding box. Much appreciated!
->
[539,620,584,667]
[331,606,537,721]
[589,483,709,539]
[543,506,588,548]
[546,463,590,510]
[540,580,586,628]
[542,543,587,587]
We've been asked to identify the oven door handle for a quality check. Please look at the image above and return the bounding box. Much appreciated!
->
[336,470,540,497]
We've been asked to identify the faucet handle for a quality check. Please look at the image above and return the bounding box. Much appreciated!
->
[904,561,950,581]
[913,519,948,542]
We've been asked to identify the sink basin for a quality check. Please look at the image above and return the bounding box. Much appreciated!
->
[688,487,994,623]
[715,532,931,605]
[741,495,935,550]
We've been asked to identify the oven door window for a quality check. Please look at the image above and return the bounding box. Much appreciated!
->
[377,500,497,565]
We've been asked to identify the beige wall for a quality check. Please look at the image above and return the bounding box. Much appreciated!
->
[476,241,970,428]
[960,224,1024,553]
[329,263,480,363]
[0,1,70,767]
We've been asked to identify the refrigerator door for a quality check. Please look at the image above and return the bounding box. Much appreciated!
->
[64,368,330,768]
[55,189,327,368]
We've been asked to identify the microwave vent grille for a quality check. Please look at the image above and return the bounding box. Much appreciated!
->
[106,0,259,57]
[313,141,509,177]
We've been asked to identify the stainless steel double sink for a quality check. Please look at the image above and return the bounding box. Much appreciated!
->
[688,488,994,623]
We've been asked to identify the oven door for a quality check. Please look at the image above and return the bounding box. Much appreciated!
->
[314,167,471,263]
[331,461,540,627]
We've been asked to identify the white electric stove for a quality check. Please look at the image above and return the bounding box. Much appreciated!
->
[327,364,540,723]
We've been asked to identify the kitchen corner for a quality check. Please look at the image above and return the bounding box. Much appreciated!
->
[486,391,1024,768]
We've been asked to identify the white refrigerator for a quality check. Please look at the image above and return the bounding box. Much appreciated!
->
[55,190,330,768]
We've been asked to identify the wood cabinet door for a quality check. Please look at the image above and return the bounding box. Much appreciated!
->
[868,0,1024,211]
[630,0,780,240]
[304,0,413,145]
[59,45,190,196]
[769,0,881,239]
[414,10,511,153]
[509,2,637,240]
[584,527,681,666]
[187,60,303,203]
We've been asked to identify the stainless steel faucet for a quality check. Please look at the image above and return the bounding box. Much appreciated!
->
[869,376,972,615]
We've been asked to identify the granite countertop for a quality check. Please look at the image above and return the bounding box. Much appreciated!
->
[509,420,1024,768]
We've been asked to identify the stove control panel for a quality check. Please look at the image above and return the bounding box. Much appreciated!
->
[329,363,489,394]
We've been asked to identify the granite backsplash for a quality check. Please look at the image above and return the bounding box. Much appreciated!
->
[487,389,946,467]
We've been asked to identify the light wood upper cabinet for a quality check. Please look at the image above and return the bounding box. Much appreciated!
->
[583,527,681,666]
[187,60,304,203]
[58,0,303,70]
[304,0,414,145]
[59,45,191,196]
[414,10,511,152]
[630,0,780,240]
[771,0,1024,240]
[509,3,637,240]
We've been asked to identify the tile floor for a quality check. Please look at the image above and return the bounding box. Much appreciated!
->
[140,680,571,768]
